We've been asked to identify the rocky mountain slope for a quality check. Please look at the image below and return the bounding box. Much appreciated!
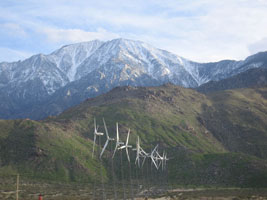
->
[1,39,267,119]
[0,84,267,187]
[197,67,267,93]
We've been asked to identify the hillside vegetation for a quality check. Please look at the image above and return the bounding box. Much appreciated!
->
[0,84,267,187]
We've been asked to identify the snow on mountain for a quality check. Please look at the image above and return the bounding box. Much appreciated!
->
[0,54,69,94]
[48,40,103,82]
[1,38,267,95]
[0,38,267,119]
[76,38,199,87]
[0,40,103,95]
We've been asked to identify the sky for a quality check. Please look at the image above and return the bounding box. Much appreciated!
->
[1,0,267,62]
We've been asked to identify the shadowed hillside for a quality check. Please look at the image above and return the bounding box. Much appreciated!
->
[197,67,267,93]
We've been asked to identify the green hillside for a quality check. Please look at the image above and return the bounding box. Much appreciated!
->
[0,119,103,183]
[201,87,267,159]
[0,84,267,187]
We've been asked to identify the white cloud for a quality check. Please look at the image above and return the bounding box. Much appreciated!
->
[144,0,267,61]
[1,0,267,62]
[0,23,27,37]
[39,27,119,44]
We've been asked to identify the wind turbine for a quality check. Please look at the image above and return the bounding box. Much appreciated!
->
[154,149,164,170]
[140,147,148,167]
[133,136,148,167]
[149,145,159,170]
[112,122,124,158]
[134,136,141,167]
[132,136,140,165]
[100,118,115,158]
[158,151,164,170]
[163,151,169,170]
[118,128,132,162]
[92,118,104,158]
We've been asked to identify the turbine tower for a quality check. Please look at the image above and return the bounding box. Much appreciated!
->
[162,151,169,170]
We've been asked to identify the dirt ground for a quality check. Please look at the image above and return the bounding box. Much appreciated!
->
[1,178,267,200]
[144,188,267,200]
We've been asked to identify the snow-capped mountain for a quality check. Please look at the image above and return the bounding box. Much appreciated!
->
[48,40,104,82]
[0,38,267,119]
[75,39,204,87]
[0,40,103,95]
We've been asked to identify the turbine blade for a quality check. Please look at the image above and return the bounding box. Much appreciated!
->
[126,148,130,162]
[118,145,126,150]
[116,122,119,142]
[100,140,109,158]
[142,156,146,167]
[152,144,158,154]
[94,118,96,132]
[126,129,130,145]
[151,156,158,169]
[112,144,118,158]
[103,118,109,138]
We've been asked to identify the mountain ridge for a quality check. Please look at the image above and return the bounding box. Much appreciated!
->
[197,67,267,93]
[1,38,267,119]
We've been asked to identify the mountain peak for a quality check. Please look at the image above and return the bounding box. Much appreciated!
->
[99,38,148,52]
[51,39,104,56]
[1,38,267,119]
[110,37,144,44]
[48,39,104,82]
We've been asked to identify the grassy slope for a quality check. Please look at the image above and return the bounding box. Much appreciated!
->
[0,119,103,183]
[169,152,267,187]
[56,84,225,153]
[201,87,267,159]
[0,85,267,187]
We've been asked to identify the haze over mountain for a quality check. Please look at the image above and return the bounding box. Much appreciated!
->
[1,38,267,119]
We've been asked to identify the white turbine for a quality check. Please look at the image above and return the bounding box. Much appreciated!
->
[155,150,165,170]
[100,118,115,158]
[154,148,170,171]
[150,145,159,170]
[112,122,124,158]
[133,136,149,167]
[133,136,141,167]
[163,151,169,170]
[118,129,132,162]
[156,150,169,170]
[92,118,104,158]
[140,146,149,167]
